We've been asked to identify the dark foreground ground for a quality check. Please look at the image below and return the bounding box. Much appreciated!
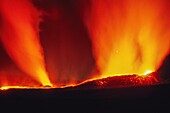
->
[0,83,170,113]
[0,55,169,113]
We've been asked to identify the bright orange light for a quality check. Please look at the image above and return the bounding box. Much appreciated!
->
[84,0,170,78]
[0,0,169,88]
[0,85,53,90]
[0,0,52,86]
[0,86,29,90]
[36,68,52,86]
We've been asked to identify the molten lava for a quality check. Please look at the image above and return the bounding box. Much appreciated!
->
[84,0,170,78]
[0,0,169,90]
[0,0,52,86]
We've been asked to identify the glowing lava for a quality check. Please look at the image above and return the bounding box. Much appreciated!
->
[0,0,52,86]
[84,0,170,78]
[0,0,169,89]
[143,70,153,76]
[0,85,53,90]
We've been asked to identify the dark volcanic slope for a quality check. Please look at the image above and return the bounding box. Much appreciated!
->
[157,54,170,82]
[71,54,170,90]
[72,74,158,90]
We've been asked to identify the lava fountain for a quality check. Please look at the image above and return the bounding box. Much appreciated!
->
[0,0,52,87]
[0,0,169,90]
[84,0,170,78]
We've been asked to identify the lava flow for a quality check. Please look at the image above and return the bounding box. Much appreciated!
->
[0,0,170,90]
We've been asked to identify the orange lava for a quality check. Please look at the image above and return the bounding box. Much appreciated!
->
[0,86,53,90]
[0,0,169,89]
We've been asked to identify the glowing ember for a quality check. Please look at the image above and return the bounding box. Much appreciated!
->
[73,74,158,89]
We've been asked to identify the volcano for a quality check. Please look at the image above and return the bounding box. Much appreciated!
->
[72,54,170,89]
[0,54,169,90]
[0,2,170,113]
[1,0,170,89]
[0,54,169,113]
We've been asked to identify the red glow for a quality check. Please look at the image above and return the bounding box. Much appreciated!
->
[0,0,52,86]
[84,0,170,78]
[0,0,169,89]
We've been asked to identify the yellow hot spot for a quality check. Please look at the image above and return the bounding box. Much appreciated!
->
[143,70,153,76]
[36,68,52,87]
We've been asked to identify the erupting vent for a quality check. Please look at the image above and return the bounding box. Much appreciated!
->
[0,0,169,90]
